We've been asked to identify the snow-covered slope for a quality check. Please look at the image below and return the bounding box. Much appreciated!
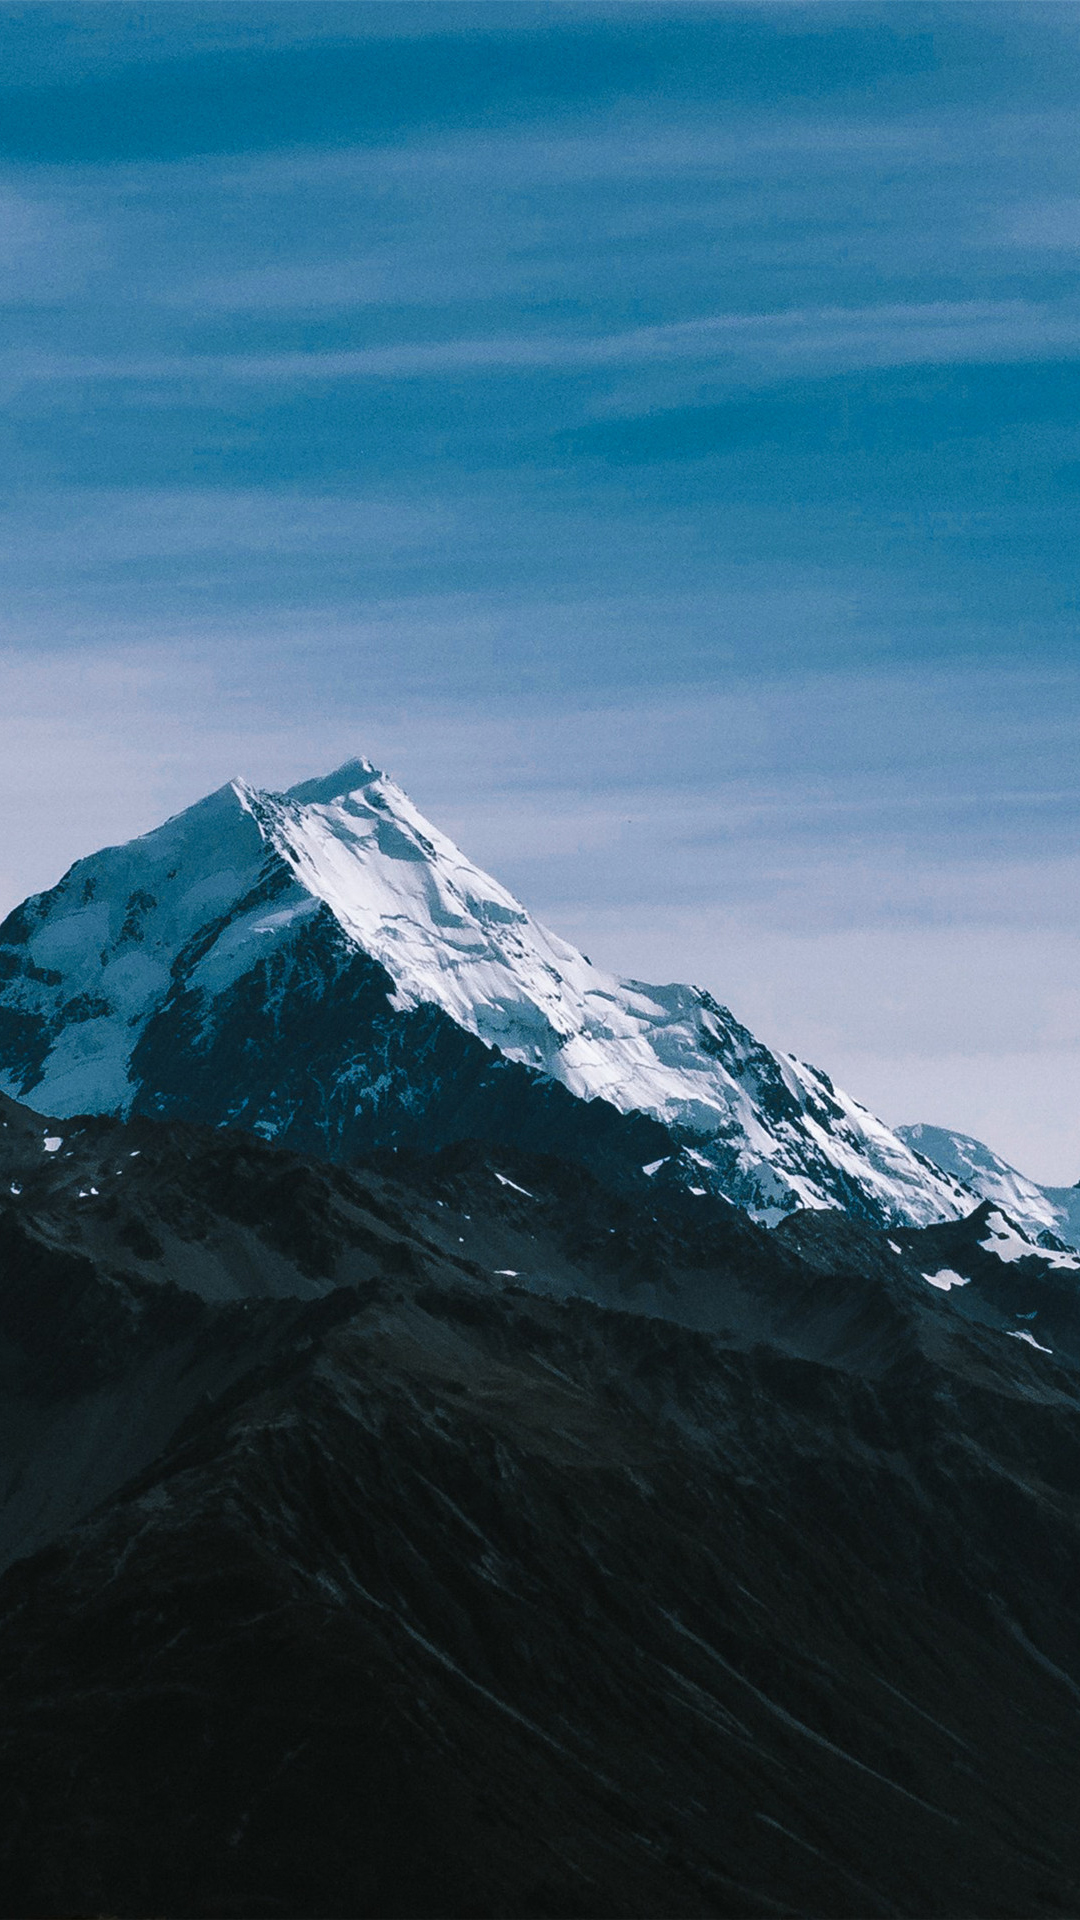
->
[0,758,977,1228]
[897,1123,1080,1252]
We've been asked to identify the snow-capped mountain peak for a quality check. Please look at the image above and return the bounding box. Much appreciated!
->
[897,1123,1080,1252]
[0,758,978,1229]
[234,759,586,1057]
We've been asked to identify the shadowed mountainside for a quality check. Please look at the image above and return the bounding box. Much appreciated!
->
[0,1092,1079,1916]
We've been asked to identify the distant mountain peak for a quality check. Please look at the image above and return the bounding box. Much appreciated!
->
[0,759,978,1229]
[896,1122,1080,1252]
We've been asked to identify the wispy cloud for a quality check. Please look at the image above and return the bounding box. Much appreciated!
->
[995,195,1080,250]
[0,182,101,302]
[204,110,948,198]
[8,297,1076,392]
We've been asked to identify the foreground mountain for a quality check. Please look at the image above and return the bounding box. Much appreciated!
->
[0,1082,773,1577]
[898,1121,1080,1251]
[0,759,974,1230]
[1,1089,1080,1918]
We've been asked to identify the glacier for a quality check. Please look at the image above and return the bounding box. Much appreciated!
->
[0,757,978,1228]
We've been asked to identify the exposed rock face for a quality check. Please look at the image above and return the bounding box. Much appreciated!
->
[0,1091,1079,1918]
[0,759,974,1228]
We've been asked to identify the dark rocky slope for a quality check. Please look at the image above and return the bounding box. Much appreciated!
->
[0,1094,1079,1917]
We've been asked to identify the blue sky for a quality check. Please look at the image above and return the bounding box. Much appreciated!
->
[1,2,1079,1177]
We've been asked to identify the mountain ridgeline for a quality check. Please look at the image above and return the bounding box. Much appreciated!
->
[0,758,977,1229]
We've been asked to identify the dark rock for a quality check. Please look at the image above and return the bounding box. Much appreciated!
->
[0,1092,1078,1917]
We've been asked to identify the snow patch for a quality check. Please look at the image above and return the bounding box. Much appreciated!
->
[1007,1330,1053,1354]
[494,1172,534,1198]
[922,1269,970,1291]
[683,1148,713,1170]
[42,1136,62,1153]
[980,1211,1080,1271]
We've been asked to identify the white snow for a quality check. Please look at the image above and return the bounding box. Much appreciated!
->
[9,1182,21,1196]
[888,1241,903,1254]
[0,757,981,1231]
[1007,1330,1053,1354]
[922,1269,970,1291]
[0,780,296,1117]
[235,766,979,1226]
[642,1159,668,1177]
[42,1136,62,1153]
[980,1211,1080,1271]
[493,1268,519,1276]
[898,1122,1080,1253]
[494,1172,534,1198]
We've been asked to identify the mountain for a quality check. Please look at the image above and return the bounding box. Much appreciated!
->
[898,1121,1080,1251]
[2,1087,1080,1918]
[0,758,974,1230]
[6,763,1080,1918]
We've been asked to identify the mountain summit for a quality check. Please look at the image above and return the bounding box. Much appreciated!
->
[0,758,974,1227]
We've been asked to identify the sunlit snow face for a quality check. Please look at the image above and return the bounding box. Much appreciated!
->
[0,758,986,1231]
[211,768,977,1226]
